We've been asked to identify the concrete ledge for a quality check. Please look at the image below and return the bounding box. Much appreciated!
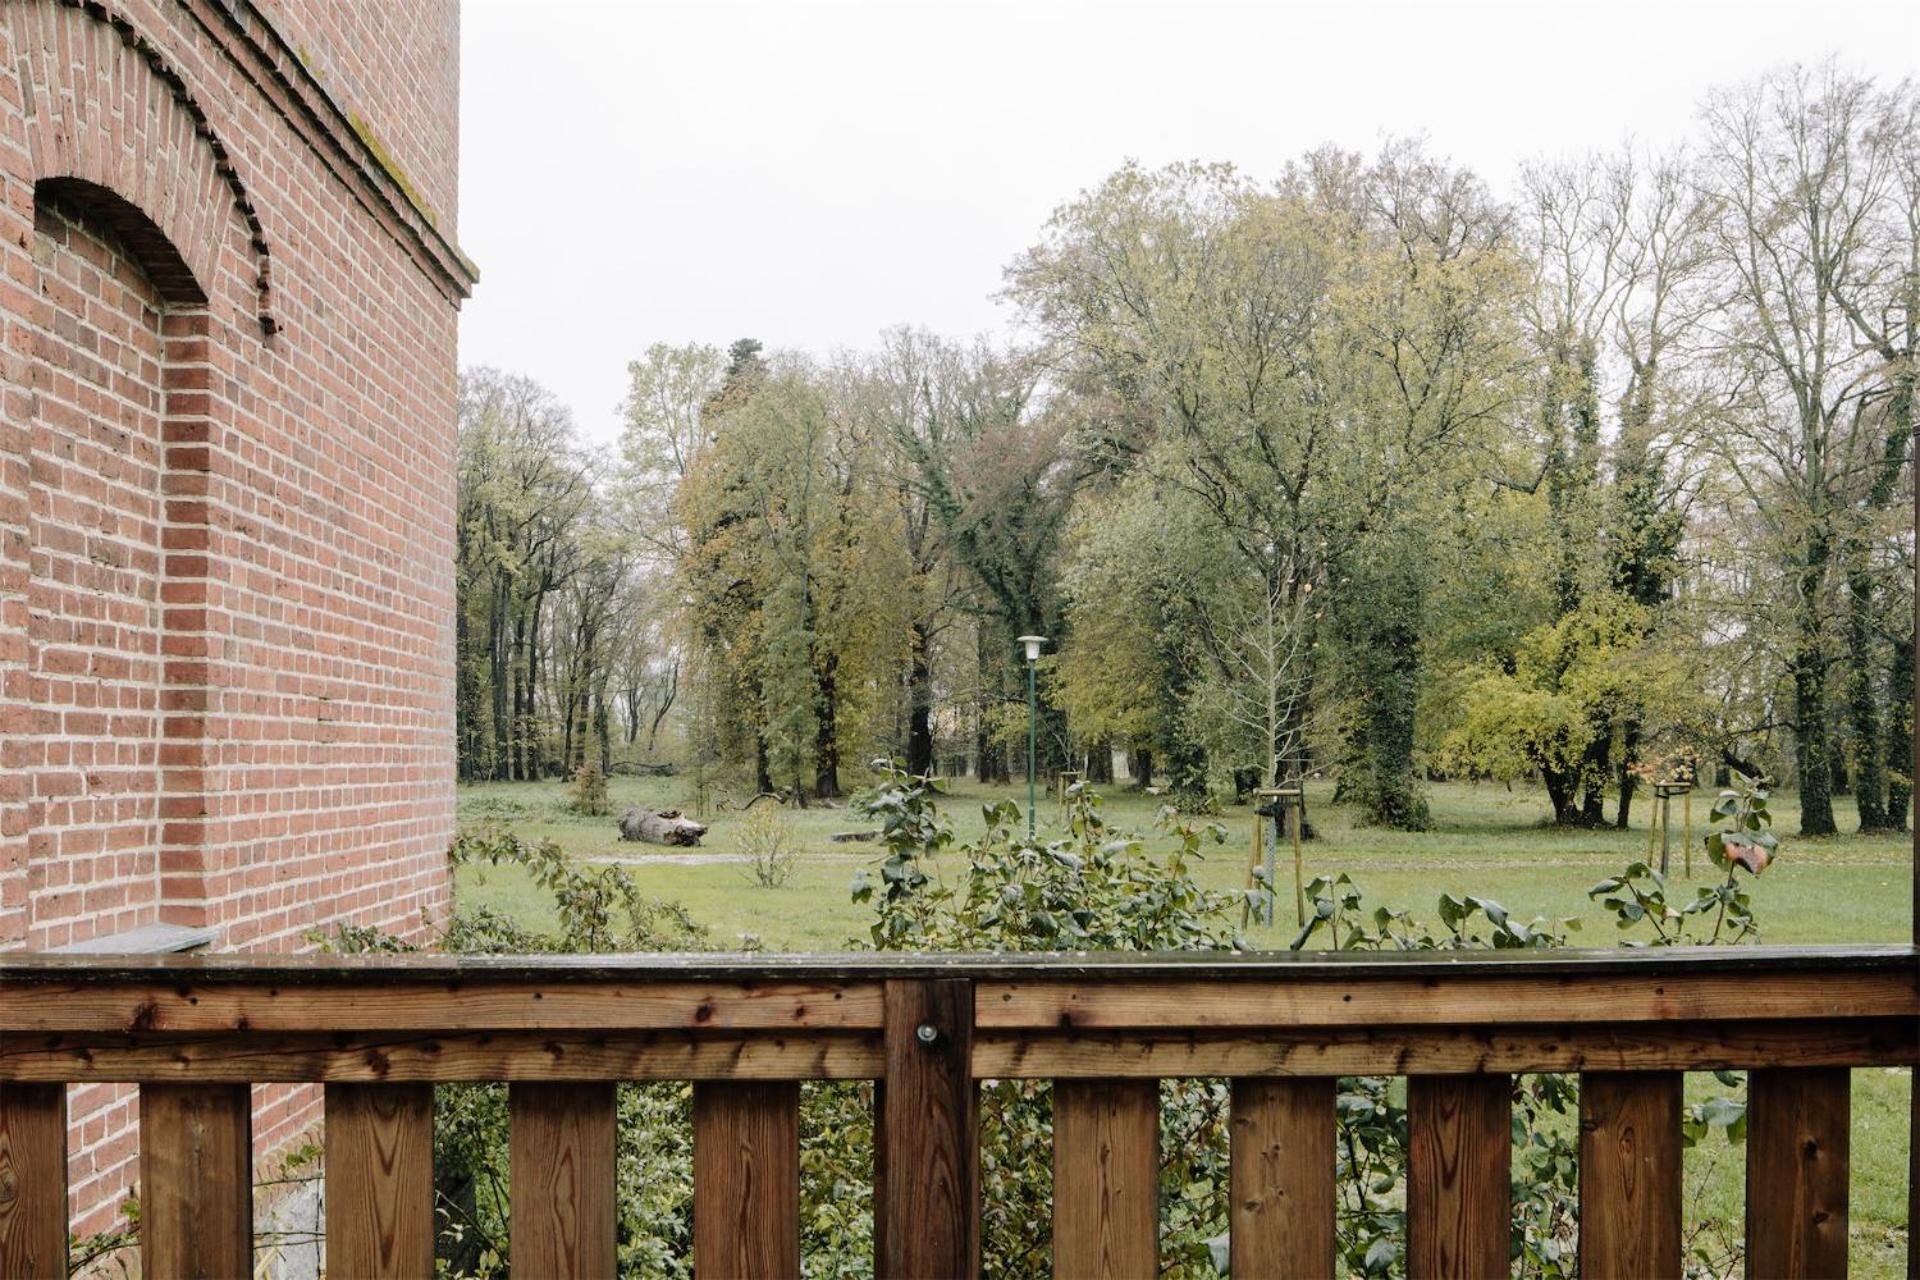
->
[48,924,220,955]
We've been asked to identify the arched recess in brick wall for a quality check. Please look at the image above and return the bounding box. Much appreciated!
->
[0,0,277,946]
[19,178,195,944]
[4,0,277,330]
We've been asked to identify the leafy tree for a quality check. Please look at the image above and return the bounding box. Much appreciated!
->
[1697,65,1914,834]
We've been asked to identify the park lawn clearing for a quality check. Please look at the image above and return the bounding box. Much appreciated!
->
[454,774,1914,1273]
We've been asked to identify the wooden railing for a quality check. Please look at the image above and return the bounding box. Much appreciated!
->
[0,946,1914,1278]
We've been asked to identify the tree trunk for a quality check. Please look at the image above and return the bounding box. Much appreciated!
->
[1888,632,1913,833]
[1085,739,1113,785]
[595,681,612,778]
[755,735,774,796]
[617,806,709,846]
[1794,528,1839,836]
[1130,747,1154,790]
[1337,574,1429,830]
[906,621,935,777]
[647,660,679,754]
[1542,766,1580,828]
[815,651,841,799]
[1577,730,1610,828]
[1615,720,1641,830]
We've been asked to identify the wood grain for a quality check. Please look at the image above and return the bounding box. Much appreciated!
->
[0,1084,66,1280]
[1229,1077,1334,1279]
[1578,1072,1681,1278]
[1052,1079,1158,1279]
[1746,1067,1850,1278]
[4,1019,1905,1086]
[969,1017,1918,1079]
[0,1029,882,1082]
[694,1081,799,1278]
[1406,1075,1508,1279]
[975,970,1918,1029]
[876,978,977,1279]
[140,1083,253,1280]
[326,1082,434,1279]
[0,979,883,1032]
[510,1082,617,1280]
[9,941,1908,982]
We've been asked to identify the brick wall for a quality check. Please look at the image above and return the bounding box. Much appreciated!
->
[0,0,473,1245]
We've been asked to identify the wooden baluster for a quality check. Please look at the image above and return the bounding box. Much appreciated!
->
[1747,1067,1850,1278]
[1407,1075,1508,1279]
[0,1084,67,1280]
[510,1082,616,1279]
[876,978,977,1278]
[1229,1077,1335,1279]
[141,1083,253,1279]
[1052,1079,1158,1280]
[1578,1072,1681,1277]
[694,1080,800,1278]
[326,1083,435,1279]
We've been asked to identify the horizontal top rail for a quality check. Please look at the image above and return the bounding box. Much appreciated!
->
[1,942,1914,983]
[3,948,1908,1280]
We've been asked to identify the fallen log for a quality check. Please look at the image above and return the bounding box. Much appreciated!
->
[617,806,709,847]
[610,761,678,778]
[829,830,881,844]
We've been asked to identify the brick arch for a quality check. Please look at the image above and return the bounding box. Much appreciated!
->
[6,0,278,333]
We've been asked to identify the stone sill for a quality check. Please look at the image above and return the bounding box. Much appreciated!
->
[47,924,219,955]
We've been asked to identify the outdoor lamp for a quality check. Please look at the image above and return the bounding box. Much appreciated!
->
[1017,635,1047,838]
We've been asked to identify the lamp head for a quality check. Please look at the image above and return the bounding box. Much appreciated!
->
[1017,634,1047,663]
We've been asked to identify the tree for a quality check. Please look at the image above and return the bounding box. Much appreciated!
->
[455,369,594,781]
[860,332,1077,783]
[1698,65,1913,835]
[1012,150,1518,823]
[675,354,909,801]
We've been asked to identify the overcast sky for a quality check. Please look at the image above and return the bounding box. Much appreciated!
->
[457,0,1917,444]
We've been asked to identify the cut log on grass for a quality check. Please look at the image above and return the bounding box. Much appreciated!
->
[830,831,881,844]
[617,807,709,846]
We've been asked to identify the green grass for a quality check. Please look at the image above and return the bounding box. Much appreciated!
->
[457,774,1914,948]
[454,773,1914,1272]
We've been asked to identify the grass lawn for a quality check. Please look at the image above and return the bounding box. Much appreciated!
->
[454,772,1914,1274]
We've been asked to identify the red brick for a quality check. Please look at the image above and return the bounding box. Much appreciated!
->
[0,0,470,1241]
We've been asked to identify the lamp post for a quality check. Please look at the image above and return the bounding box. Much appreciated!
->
[1017,634,1046,841]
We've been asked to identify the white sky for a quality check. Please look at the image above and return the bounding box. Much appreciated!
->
[457,0,1919,445]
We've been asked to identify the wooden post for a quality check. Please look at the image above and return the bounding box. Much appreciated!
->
[695,1081,800,1277]
[1059,769,1081,821]
[325,1083,435,1280]
[141,1083,253,1280]
[876,978,976,1278]
[1579,1072,1682,1277]
[1407,1075,1509,1279]
[510,1083,617,1279]
[0,1084,66,1280]
[1053,1079,1159,1279]
[1683,788,1693,876]
[1290,794,1305,925]
[1248,788,1287,929]
[1659,788,1673,874]
[1747,1068,1850,1278]
[1256,785,1304,927]
[1229,1077,1335,1277]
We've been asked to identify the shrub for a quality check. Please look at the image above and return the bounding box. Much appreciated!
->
[737,800,799,888]
[302,773,1777,1279]
[569,761,612,816]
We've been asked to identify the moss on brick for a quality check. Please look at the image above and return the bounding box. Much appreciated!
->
[349,111,438,229]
